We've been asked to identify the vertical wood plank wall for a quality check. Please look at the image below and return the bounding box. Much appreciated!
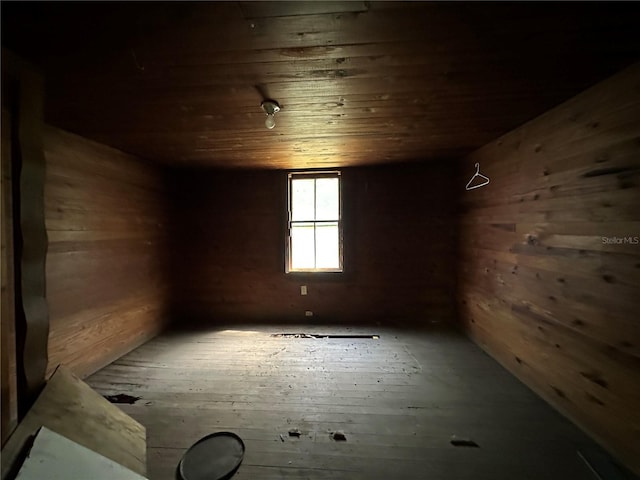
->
[1,107,18,444]
[44,126,170,379]
[170,163,457,325]
[457,64,640,473]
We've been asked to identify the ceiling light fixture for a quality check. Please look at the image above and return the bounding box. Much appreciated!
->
[261,100,280,129]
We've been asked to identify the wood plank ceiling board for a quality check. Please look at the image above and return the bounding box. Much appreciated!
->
[2,2,640,169]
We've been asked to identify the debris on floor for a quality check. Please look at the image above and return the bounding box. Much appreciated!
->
[103,393,141,404]
[288,428,302,437]
[450,435,479,447]
[271,333,379,339]
[331,431,347,441]
[279,434,285,442]
[272,333,316,338]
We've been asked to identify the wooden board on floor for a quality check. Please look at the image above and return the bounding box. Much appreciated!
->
[1,366,146,480]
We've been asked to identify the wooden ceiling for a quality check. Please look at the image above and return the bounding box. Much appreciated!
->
[3,1,640,169]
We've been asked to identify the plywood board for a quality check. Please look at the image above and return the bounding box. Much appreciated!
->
[1,366,146,480]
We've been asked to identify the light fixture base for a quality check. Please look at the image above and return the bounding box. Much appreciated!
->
[261,100,280,115]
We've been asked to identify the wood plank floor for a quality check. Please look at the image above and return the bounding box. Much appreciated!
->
[87,323,611,480]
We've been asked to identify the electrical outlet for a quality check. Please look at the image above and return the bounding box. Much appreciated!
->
[301,285,307,295]
[305,311,313,317]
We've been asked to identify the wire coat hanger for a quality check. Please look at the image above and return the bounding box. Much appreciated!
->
[465,162,490,190]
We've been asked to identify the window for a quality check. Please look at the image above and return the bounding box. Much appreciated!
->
[287,171,342,272]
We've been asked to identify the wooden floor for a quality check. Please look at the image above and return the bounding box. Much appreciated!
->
[87,323,608,480]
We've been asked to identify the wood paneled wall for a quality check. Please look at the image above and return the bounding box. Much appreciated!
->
[169,163,456,325]
[1,107,18,444]
[457,63,640,473]
[44,126,170,379]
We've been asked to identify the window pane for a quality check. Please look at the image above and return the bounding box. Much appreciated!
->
[315,178,339,221]
[315,222,340,269]
[291,223,315,269]
[291,178,315,221]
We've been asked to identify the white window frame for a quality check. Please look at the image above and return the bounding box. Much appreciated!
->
[286,171,343,273]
